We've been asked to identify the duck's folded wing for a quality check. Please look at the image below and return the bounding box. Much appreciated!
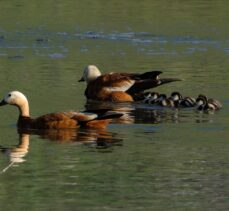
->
[71,111,123,122]
[96,73,135,91]
[35,112,78,129]
[127,77,181,94]
[96,71,163,92]
[84,73,135,99]
[36,112,70,121]
[71,111,123,129]
[71,112,98,122]
[129,71,162,80]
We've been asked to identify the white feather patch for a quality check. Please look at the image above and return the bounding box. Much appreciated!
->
[77,112,98,121]
[103,81,134,92]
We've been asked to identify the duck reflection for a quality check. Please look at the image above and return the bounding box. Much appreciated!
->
[85,100,181,124]
[40,128,123,148]
[3,133,29,163]
[85,100,216,124]
[19,127,123,147]
[0,133,29,174]
[77,129,123,149]
[85,100,135,124]
[0,128,123,174]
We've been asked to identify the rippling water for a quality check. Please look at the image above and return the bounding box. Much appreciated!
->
[0,1,229,210]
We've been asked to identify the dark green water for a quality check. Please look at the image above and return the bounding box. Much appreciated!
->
[0,1,229,210]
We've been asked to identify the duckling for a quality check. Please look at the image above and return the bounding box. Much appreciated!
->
[160,98,175,107]
[196,95,214,111]
[208,98,222,110]
[196,94,222,111]
[0,91,123,130]
[195,94,207,109]
[132,91,151,101]
[170,92,181,107]
[143,92,160,104]
[156,94,167,103]
[148,92,160,104]
[155,94,174,107]
[170,91,196,108]
[79,65,181,102]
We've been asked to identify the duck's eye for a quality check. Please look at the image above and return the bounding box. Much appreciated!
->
[8,94,11,97]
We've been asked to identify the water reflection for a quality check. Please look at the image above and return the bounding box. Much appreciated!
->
[18,127,122,144]
[0,128,123,174]
[0,133,29,174]
[85,100,218,124]
[85,100,136,124]
[40,128,123,149]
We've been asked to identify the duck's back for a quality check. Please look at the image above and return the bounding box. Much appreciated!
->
[35,112,79,129]
[17,112,79,130]
[85,73,135,101]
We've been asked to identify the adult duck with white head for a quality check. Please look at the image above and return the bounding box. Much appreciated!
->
[79,65,181,102]
[0,91,123,130]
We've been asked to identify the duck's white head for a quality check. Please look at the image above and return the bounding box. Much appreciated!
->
[0,91,29,116]
[78,65,102,83]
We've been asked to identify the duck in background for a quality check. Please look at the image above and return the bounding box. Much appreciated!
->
[0,91,123,130]
[78,65,181,102]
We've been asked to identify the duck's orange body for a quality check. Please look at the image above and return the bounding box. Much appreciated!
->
[110,92,134,102]
[79,65,181,102]
[17,112,114,129]
[0,91,122,130]
[17,113,77,129]
[83,73,134,102]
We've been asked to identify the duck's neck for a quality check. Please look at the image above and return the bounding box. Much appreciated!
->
[87,76,98,84]
[17,100,30,117]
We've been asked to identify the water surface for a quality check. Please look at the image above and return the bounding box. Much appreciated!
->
[0,1,229,210]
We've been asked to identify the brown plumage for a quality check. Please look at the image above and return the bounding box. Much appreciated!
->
[0,91,122,130]
[17,113,79,129]
[79,65,181,102]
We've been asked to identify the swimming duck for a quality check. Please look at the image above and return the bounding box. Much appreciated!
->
[79,65,181,102]
[196,94,222,111]
[0,91,123,130]
[170,91,196,107]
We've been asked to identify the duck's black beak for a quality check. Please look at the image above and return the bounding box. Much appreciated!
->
[78,77,85,82]
[0,99,7,106]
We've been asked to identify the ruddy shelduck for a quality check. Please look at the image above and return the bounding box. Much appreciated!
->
[79,65,181,102]
[0,91,123,129]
